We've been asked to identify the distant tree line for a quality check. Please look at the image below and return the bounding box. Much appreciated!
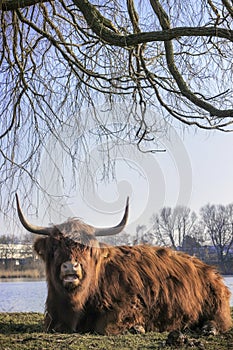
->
[104,203,233,274]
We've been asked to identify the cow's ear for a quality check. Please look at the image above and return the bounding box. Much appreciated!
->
[34,237,47,261]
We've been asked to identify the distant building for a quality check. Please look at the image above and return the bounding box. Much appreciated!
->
[0,243,36,267]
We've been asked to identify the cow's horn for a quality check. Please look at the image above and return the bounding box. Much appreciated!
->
[15,194,50,235]
[94,197,129,236]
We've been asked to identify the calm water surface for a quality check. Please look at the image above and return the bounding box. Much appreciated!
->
[0,276,233,312]
[0,279,46,312]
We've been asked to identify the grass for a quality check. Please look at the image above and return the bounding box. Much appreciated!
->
[0,312,233,350]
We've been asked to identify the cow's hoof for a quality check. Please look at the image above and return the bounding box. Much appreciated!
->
[202,323,218,336]
[166,330,185,346]
[129,325,146,334]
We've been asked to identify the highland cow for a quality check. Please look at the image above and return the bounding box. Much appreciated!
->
[16,194,232,335]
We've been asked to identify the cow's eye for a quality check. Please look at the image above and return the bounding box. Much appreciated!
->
[50,240,60,257]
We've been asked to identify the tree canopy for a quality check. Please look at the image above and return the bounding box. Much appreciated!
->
[0,0,233,209]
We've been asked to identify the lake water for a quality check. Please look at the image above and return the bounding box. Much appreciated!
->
[0,276,233,312]
[0,279,47,312]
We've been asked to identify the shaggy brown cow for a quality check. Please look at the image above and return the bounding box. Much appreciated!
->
[16,195,232,335]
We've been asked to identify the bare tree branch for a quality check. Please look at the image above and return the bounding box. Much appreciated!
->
[1,0,49,11]
[0,0,233,211]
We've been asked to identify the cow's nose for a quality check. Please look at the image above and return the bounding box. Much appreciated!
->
[61,261,79,274]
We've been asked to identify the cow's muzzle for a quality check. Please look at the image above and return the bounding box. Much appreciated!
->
[60,261,83,289]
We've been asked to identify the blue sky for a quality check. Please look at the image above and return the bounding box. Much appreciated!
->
[37,124,233,235]
[125,128,233,232]
[1,119,233,238]
[182,129,233,210]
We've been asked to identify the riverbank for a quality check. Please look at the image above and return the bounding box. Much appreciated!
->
[0,312,232,350]
[0,268,231,280]
[0,269,45,279]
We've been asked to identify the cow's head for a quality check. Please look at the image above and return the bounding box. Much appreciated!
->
[15,194,129,293]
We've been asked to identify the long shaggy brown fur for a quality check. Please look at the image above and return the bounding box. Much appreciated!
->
[34,220,232,335]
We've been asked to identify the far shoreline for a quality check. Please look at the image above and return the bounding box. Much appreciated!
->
[0,269,45,280]
[0,271,232,280]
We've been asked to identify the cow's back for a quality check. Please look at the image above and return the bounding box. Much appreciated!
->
[93,245,232,334]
